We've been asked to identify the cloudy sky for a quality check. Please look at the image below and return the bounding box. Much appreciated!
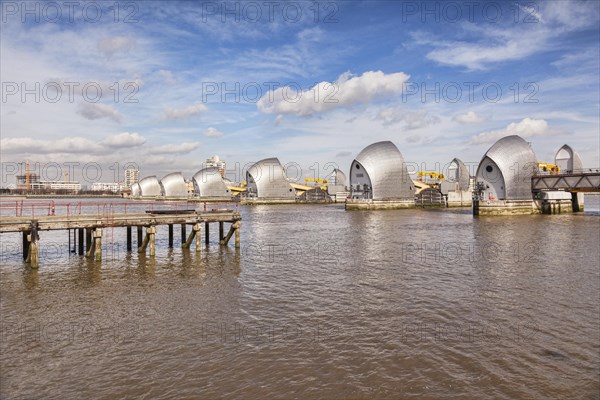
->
[1,0,599,185]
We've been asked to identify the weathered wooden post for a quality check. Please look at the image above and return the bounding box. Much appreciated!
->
[137,226,143,250]
[205,222,210,244]
[22,231,29,260]
[181,224,186,244]
[234,220,241,249]
[85,228,92,253]
[126,226,132,251]
[168,224,174,248]
[219,222,224,245]
[194,223,202,253]
[26,220,39,268]
[148,226,156,256]
[78,228,84,255]
[93,228,102,261]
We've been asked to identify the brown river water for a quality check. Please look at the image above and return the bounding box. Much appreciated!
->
[1,197,599,399]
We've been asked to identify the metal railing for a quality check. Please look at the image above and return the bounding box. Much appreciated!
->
[0,200,240,218]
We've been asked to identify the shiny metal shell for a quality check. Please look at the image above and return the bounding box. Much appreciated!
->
[350,141,413,200]
[476,135,537,200]
[130,182,141,197]
[330,168,347,186]
[246,157,295,198]
[555,144,582,173]
[450,158,470,191]
[161,172,188,197]
[192,167,230,197]
[138,175,163,197]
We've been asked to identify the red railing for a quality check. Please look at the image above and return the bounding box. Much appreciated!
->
[0,200,239,218]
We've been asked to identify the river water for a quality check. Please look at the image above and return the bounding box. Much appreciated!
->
[1,197,599,399]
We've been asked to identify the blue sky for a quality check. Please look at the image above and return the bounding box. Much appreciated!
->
[1,0,599,185]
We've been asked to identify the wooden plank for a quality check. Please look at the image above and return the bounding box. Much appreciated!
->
[0,212,241,233]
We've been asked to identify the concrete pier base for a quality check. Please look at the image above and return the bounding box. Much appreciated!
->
[446,191,473,207]
[345,199,415,210]
[536,199,573,214]
[474,200,541,216]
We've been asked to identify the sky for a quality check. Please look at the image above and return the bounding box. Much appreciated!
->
[1,0,599,186]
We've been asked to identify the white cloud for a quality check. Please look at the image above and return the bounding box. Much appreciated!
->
[471,118,555,144]
[376,107,440,130]
[158,69,176,85]
[1,132,147,155]
[162,103,208,121]
[101,132,146,148]
[1,137,102,154]
[420,2,600,70]
[274,115,284,126]
[77,103,122,122]
[205,127,224,138]
[97,36,136,58]
[148,142,200,154]
[452,111,488,125]
[257,70,410,116]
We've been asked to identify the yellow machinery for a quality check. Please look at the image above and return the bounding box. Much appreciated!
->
[412,180,430,194]
[537,162,560,174]
[227,186,247,196]
[417,171,445,182]
[304,178,328,190]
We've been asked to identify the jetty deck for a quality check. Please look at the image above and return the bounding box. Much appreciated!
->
[0,200,242,268]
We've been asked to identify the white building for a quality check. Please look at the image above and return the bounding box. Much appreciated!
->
[91,182,121,193]
[204,155,226,177]
[125,167,139,187]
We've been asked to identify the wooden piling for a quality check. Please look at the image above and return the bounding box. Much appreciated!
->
[194,223,202,253]
[138,231,150,253]
[22,231,29,260]
[205,222,209,244]
[78,228,84,255]
[148,226,156,256]
[222,222,235,246]
[181,224,186,244]
[93,228,102,261]
[26,221,39,268]
[234,221,241,249]
[219,222,224,245]
[137,226,143,250]
[85,228,92,253]
[168,224,174,248]
[126,226,132,251]
[182,228,195,248]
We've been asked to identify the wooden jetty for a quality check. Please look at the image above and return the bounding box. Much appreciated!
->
[0,201,242,268]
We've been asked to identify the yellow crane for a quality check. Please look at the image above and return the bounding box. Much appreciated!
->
[417,171,445,182]
[537,162,560,174]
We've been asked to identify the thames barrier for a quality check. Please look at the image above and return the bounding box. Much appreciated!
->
[124,134,599,213]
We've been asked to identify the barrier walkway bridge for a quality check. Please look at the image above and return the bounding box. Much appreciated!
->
[531,169,600,192]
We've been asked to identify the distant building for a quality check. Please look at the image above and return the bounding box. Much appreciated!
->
[90,182,121,193]
[16,173,81,193]
[125,167,139,187]
[204,155,226,177]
